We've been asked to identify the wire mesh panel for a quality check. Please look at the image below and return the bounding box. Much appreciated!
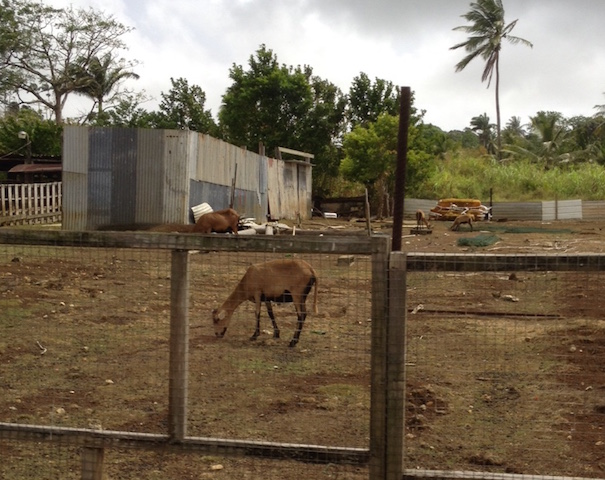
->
[404,256,605,479]
[0,232,378,479]
[0,245,172,435]
[187,251,373,449]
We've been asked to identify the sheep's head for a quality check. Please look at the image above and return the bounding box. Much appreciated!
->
[212,308,229,337]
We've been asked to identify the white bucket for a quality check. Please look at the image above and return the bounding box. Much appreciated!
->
[191,203,213,222]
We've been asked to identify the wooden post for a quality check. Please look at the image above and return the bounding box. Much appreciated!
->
[369,240,391,478]
[169,250,190,441]
[391,87,411,252]
[365,188,372,236]
[81,447,104,480]
[385,251,407,480]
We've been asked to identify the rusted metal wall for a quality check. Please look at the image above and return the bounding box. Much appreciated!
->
[62,127,312,230]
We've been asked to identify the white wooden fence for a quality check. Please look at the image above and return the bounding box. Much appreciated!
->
[0,182,62,226]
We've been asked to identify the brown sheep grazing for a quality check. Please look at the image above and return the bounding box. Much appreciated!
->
[415,209,431,229]
[193,208,239,234]
[212,259,319,347]
[450,213,474,231]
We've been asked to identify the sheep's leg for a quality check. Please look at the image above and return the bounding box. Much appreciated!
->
[289,303,307,348]
[250,300,262,341]
[265,301,280,338]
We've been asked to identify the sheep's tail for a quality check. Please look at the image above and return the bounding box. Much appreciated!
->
[312,270,319,315]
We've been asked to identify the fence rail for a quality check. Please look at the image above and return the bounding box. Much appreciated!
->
[0,181,62,226]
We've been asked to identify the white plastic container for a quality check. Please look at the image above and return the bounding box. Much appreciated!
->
[191,203,213,222]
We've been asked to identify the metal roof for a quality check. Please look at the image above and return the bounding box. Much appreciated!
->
[9,163,62,173]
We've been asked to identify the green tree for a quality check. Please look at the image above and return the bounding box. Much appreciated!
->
[470,113,496,152]
[0,106,62,156]
[70,53,139,125]
[296,76,346,198]
[2,0,135,124]
[219,45,313,151]
[504,111,572,167]
[447,128,481,149]
[347,72,400,129]
[0,0,19,103]
[567,115,605,164]
[501,116,527,149]
[340,113,434,216]
[451,0,532,158]
[152,77,218,134]
[219,45,346,197]
[104,93,157,128]
[595,92,605,117]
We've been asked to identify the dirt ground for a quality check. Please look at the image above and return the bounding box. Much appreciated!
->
[2,217,605,479]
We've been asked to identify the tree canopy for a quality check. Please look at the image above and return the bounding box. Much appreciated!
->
[1,0,136,124]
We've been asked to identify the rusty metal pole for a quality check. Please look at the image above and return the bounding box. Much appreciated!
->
[391,87,411,252]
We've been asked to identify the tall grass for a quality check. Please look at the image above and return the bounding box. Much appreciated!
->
[423,151,605,201]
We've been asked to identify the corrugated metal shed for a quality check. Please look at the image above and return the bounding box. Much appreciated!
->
[62,127,313,230]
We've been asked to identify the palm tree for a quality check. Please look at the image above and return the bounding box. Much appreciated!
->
[595,92,605,117]
[451,0,532,159]
[470,113,495,153]
[71,53,139,122]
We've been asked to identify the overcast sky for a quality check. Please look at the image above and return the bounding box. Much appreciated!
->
[45,0,605,132]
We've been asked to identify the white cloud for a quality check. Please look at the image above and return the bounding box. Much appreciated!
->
[40,0,605,131]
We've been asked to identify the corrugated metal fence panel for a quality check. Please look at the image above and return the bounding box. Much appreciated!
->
[62,126,89,230]
[267,157,283,219]
[543,199,582,221]
[60,172,87,230]
[236,150,260,192]
[256,156,268,220]
[62,127,312,227]
[110,128,137,225]
[298,163,312,220]
[87,128,113,229]
[161,131,191,224]
[404,199,437,218]
[583,201,605,220]
[281,162,299,220]
[135,128,165,224]
[189,181,230,213]
[195,134,236,186]
[63,126,89,175]
[491,202,542,221]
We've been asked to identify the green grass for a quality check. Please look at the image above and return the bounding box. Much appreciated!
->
[482,225,573,234]
[457,233,500,248]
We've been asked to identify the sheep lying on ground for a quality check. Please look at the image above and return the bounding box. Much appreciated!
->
[212,259,319,347]
[193,208,239,234]
[450,213,474,231]
[415,209,431,229]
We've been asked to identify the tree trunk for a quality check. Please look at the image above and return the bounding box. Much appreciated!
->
[495,51,502,160]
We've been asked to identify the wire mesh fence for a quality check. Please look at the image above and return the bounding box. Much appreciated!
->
[404,258,605,479]
[1,231,605,479]
[0,234,375,479]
